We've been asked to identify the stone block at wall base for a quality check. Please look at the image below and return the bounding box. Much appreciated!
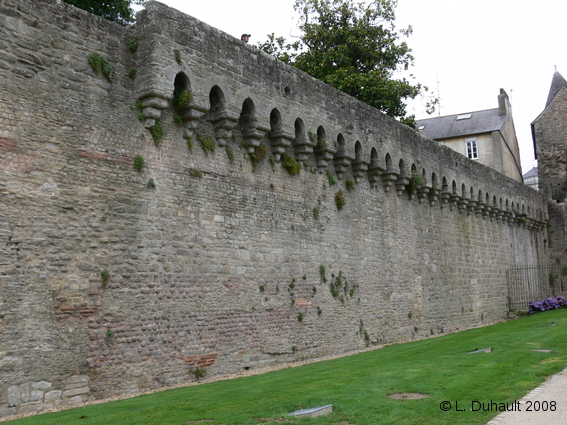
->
[44,390,62,404]
[0,407,17,417]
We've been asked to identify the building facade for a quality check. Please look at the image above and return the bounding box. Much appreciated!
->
[532,70,567,201]
[417,89,523,182]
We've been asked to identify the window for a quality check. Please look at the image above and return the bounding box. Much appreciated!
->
[466,138,478,159]
[457,113,472,120]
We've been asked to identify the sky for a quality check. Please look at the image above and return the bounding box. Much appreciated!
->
[141,0,567,174]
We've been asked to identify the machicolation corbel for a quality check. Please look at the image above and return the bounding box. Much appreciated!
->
[333,147,354,180]
[268,129,295,161]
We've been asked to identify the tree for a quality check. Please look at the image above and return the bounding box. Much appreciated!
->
[62,0,146,25]
[259,0,435,124]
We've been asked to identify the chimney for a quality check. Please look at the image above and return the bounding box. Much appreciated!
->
[498,88,509,117]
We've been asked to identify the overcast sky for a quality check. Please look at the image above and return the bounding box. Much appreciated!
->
[144,0,566,174]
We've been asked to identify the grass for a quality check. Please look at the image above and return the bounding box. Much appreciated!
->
[5,309,567,425]
[100,269,109,287]
[281,153,301,175]
[133,155,144,171]
[249,145,268,170]
[148,119,163,146]
[173,89,192,111]
[197,134,215,154]
[189,168,202,178]
[87,52,113,82]
[128,36,138,53]
[327,170,336,186]
[335,190,345,210]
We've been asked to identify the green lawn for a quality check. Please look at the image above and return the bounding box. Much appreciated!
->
[6,309,567,425]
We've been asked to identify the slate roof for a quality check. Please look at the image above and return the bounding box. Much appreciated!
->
[523,167,538,179]
[416,108,505,140]
[545,70,567,107]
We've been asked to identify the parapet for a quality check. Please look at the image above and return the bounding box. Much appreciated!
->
[123,1,546,226]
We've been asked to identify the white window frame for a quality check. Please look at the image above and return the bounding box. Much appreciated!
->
[466,138,478,160]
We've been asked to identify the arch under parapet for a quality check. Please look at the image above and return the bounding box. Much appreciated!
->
[239,98,263,152]
[352,141,369,180]
[207,85,237,146]
[368,147,382,186]
[294,118,313,164]
[314,126,336,171]
[394,159,410,196]
[268,108,294,160]
[334,133,351,179]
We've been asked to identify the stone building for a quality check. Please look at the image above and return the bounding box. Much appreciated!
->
[531,69,567,200]
[416,89,523,182]
[532,69,567,265]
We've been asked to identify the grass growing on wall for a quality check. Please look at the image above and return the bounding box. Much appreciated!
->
[197,134,215,154]
[335,190,345,210]
[87,52,113,81]
[128,35,138,53]
[7,309,567,425]
[281,153,301,175]
[148,119,163,146]
[133,155,144,171]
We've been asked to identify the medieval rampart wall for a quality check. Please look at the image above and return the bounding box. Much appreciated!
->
[0,0,549,417]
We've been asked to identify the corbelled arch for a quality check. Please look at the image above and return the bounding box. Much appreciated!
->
[333,133,352,179]
[293,117,313,165]
[314,125,336,171]
[268,108,294,160]
[352,140,369,180]
[208,85,226,114]
[206,85,238,147]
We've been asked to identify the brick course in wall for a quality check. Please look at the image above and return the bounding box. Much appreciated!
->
[0,0,550,417]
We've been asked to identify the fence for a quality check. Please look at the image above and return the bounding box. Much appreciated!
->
[506,265,567,311]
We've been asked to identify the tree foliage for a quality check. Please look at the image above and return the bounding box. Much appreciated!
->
[259,0,435,123]
[62,0,146,25]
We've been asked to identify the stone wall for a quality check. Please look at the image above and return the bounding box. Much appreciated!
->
[0,0,550,417]
[532,77,567,265]
[533,87,567,201]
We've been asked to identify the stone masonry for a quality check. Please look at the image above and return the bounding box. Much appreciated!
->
[0,0,550,417]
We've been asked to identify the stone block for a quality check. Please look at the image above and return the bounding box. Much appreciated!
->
[63,386,90,398]
[44,390,62,403]
[65,382,90,390]
[18,383,30,404]
[62,395,84,405]
[0,407,17,417]
[7,386,19,407]
[0,356,22,372]
[66,375,90,385]
[31,381,52,391]
[18,402,49,415]
[30,390,43,402]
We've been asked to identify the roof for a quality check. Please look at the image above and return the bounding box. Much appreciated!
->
[545,70,567,107]
[416,108,505,140]
[523,167,538,179]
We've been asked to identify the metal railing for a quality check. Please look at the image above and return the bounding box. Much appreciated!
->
[506,265,567,311]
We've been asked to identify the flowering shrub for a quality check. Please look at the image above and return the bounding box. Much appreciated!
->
[528,296,567,314]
